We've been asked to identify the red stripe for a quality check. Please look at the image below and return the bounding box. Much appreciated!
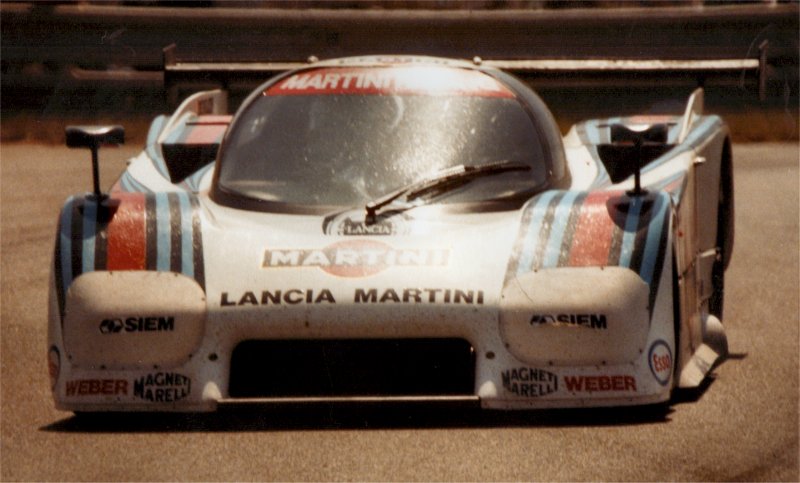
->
[266,66,515,98]
[183,123,228,145]
[192,115,233,124]
[183,115,232,145]
[568,191,620,267]
[663,176,684,195]
[106,193,147,270]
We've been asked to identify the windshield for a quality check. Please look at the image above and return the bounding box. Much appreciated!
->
[216,66,549,210]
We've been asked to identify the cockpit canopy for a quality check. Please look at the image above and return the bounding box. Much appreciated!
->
[213,61,567,213]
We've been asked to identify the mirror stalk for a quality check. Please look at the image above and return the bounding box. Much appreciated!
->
[65,125,125,201]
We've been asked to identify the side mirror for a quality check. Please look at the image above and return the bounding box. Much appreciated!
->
[608,123,670,197]
[65,125,125,199]
[66,125,124,149]
[609,123,669,146]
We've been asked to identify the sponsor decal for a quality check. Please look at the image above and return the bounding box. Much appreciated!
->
[501,367,558,397]
[262,239,449,278]
[133,372,191,403]
[222,289,336,306]
[353,288,483,305]
[66,378,129,397]
[563,374,637,393]
[48,347,60,389]
[529,313,608,330]
[220,287,483,306]
[648,340,673,386]
[99,316,175,334]
[322,212,411,236]
[266,66,515,98]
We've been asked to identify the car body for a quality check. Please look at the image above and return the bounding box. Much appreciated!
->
[49,55,732,412]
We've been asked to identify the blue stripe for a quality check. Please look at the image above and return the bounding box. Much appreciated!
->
[156,192,171,271]
[584,120,603,145]
[639,194,669,285]
[641,116,721,175]
[645,170,687,203]
[81,200,97,274]
[178,192,194,276]
[680,116,721,150]
[182,164,214,193]
[119,173,135,192]
[586,121,612,188]
[146,150,167,175]
[164,113,197,144]
[666,123,681,144]
[59,197,75,294]
[164,123,186,144]
[541,191,580,268]
[618,196,644,268]
[516,191,558,275]
[130,175,151,193]
[147,115,168,146]
[645,170,683,191]
[669,174,689,203]
[590,168,611,189]
[120,173,152,194]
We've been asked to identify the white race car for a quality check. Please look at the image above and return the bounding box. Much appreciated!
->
[49,55,733,412]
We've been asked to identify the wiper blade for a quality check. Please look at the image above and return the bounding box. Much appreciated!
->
[365,160,531,219]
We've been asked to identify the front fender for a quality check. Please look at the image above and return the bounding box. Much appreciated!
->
[52,191,206,321]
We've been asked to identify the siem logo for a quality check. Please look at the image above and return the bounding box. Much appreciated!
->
[529,313,608,330]
[99,317,175,334]
[648,340,673,386]
[99,318,124,334]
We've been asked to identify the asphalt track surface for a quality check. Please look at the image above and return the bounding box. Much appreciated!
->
[1,142,797,481]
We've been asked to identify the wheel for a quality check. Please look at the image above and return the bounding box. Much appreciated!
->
[709,140,734,318]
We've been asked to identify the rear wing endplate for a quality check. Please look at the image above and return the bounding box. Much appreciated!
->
[677,87,705,144]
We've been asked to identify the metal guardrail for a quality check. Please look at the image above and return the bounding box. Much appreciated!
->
[2,2,798,104]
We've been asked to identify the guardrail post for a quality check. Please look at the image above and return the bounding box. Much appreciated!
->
[163,44,179,108]
[758,40,769,101]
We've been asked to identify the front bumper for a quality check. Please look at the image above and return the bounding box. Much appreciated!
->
[51,266,676,413]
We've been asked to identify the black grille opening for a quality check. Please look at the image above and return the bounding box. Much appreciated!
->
[228,339,476,398]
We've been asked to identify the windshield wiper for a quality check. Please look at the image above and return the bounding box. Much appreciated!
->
[365,160,531,219]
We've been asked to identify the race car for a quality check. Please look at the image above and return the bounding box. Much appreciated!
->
[49,55,733,412]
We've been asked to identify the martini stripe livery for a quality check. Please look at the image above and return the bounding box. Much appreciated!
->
[508,191,672,312]
[54,192,205,317]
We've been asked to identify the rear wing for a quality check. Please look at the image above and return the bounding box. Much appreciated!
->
[162,42,769,107]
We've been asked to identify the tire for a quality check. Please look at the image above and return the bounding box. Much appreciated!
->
[672,248,681,392]
[709,140,734,318]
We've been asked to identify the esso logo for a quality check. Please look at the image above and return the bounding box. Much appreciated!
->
[648,340,673,386]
